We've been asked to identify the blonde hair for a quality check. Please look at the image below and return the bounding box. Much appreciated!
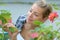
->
[34,0,52,18]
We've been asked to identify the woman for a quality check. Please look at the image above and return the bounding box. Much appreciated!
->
[2,0,52,40]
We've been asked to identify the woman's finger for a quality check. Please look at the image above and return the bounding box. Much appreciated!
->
[12,30,19,37]
[3,23,15,27]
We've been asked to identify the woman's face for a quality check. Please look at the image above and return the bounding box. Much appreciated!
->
[26,4,47,24]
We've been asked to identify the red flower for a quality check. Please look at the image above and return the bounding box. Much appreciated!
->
[8,19,12,23]
[30,32,38,38]
[49,12,58,22]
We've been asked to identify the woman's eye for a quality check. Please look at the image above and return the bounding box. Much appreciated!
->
[34,13,39,16]
[35,14,38,16]
[29,10,32,12]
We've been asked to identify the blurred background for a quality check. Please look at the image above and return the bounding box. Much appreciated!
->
[0,0,60,25]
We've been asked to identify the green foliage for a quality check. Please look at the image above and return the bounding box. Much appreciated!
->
[0,10,18,33]
[0,33,4,40]
[0,10,18,40]
[9,27,17,33]
[0,10,11,24]
[0,16,7,24]
[51,3,60,10]
[33,20,43,26]
[56,22,60,26]
[30,20,60,40]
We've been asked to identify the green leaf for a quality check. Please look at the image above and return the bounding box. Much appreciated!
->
[54,6,60,10]
[0,15,7,24]
[0,34,4,39]
[9,27,17,33]
[30,38,34,40]
[34,38,37,40]
[51,3,60,10]
[30,30,35,32]
[0,10,12,24]
[33,20,43,26]
[0,25,2,28]
[52,3,57,7]
[34,27,40,32]
[40,24,45,27]
[56,22,60,26]
[0,10,11,20]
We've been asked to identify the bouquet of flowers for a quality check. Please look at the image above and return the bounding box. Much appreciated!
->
[0,10,17,40]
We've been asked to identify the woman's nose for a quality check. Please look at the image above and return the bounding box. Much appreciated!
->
[29,13,33,18]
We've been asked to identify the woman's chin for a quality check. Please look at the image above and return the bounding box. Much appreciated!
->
[27,20,33,24]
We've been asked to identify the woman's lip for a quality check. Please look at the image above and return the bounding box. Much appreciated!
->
[28,18,33,21]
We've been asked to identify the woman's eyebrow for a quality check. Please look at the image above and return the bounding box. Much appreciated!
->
[30,8,33,10]
[30,8,40,14]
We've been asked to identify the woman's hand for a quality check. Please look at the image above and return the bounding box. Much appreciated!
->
[3,23,19,40]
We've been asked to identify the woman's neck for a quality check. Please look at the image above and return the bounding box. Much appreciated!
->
[20,22,39,40]
[24,22,38,30]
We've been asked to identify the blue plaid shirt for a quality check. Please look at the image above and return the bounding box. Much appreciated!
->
[15,15,27,31]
